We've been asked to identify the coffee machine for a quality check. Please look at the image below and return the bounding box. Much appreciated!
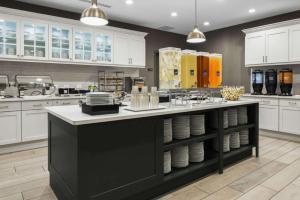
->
[265,69,277,95]
[279,68,293,96]
[252,70,264,95]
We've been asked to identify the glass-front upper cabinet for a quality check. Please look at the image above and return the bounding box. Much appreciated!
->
[49,25,72,61]
[94,33,113,63]
[73,29,93,62]
[21,21,48,60]
[0,15,19,58]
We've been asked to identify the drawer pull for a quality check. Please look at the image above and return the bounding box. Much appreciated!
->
[62,102,71,105]
[262,100,271,103]
[288,102,297,105]
[0,106,9,109]
[32,104,43,107]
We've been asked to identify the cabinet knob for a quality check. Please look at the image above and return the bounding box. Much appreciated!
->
[0,106,9,109]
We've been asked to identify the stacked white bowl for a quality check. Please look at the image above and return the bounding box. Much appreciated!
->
[230,132,240,149]
[228,109,238,127]
[214,135,230,152]
[224,110,229,129]
[189,142,205,162]
[240,129,249,145]
[164,118,173,143]
[173,116,190,139]
[171,145,189,168]
[238,107,248,125]
[86,92,114,106]
[190,115,205,136]
[164,151,171,174]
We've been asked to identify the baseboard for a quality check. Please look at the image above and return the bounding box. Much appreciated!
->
[0,140,48,155]
[260,129,300,143]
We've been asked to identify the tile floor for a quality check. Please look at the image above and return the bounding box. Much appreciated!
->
[0,136,299,200]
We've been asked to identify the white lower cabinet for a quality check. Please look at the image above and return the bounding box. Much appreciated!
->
[279,106,300,135]
[0,111,21,145]
[21,109,48,142]
[259,105,279,131]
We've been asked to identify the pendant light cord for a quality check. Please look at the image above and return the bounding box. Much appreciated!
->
[92,0,97,5]
[195,0,198,27]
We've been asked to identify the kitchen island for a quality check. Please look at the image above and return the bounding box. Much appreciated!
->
[46,100,259,200]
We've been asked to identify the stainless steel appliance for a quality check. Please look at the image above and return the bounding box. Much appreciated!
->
[252,70,263,95]
[16,75,55,96]
[0,75,9,96]
[279,68,293,96]
[265,69,277,95]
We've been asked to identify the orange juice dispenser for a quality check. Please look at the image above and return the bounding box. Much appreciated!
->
[159,47,182,89]
[209,54,223,88]
[196,52,210,88]
[181,50,197,89]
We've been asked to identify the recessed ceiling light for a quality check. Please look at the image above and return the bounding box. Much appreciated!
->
[125,0,134,5]
[249,8,256,14]
[171,12,178,17]
[203,21,210,26]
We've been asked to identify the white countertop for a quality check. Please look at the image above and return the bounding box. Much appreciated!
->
[243,94,300,100]
[46,99,259,125]
[0,95,86,102]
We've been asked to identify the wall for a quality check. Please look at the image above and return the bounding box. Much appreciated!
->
[0,0,195,87]
[196,10,300,92]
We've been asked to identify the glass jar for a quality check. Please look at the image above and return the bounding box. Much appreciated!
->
[150,87,159,108]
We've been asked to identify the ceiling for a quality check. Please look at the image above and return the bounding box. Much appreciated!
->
[17,0,300,35]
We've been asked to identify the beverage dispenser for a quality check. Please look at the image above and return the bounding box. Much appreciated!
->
[265,69,277,95]
[209,54,222,88]
[279,68,293,96]
[196,52,210,88]
[252,70,264,95]
[181,50,197,89]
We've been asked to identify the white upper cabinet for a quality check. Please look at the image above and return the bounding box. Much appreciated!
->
[49,24,72,61]
[129,38,146,66]
[94,32,113,64]
[289,24,300,62]
[265,27,289,63]
[114,35,130,65]
[245,31,266,65]
[73,29,93,62]
[21,20,48,60]
[0,15,19,59]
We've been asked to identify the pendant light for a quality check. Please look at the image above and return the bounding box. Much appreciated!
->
[187,0,206,43]
[80,0,108,26]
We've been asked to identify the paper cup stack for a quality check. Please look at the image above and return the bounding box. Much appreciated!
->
[214,135,230,152]
[173,116,190,139]
[240,129,249,145]
[171,145,189,168]
[238,107,248,125]
[190,115,205,136]
[164,151,171,174]
[230,132,240,149]
[228,109,238,127]
[189,142,205,162]
[164,118,173,143]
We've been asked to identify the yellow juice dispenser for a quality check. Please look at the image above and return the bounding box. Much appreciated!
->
[181,50,198,89]
[159,47,182,89]
[209,54,223,88]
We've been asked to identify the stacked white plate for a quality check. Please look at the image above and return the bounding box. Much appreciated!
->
[214,135,230,152]
[171,145,189,168]
[230,132,240,149]
[173,116,190,139]
[224,110,229,129]
[86,92,114,106]
[164,118,173,143]
[164,151,171,174]
[238,107,248,125]
[240,129,249,145]
[228,109,238,127]
[190,115,205,136]
[189,142,204,162]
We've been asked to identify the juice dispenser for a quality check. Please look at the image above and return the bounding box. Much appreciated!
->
[159,47,182,89]
[209,54,223,88]
[279,68,293,96]
[181,50,197,89]
[196,52,210,88]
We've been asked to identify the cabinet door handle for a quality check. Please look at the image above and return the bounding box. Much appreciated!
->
[0,106,9,109]
[263,56,265,63]
[265,56,267,63]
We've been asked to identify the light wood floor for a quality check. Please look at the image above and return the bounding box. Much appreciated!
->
[0,136,300,200]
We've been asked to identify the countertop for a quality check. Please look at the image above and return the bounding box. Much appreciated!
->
[243,94,300,100]
[0,95,86,102]
[46,99,259,125]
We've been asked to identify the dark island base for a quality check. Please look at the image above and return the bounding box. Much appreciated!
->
[48,103,259,200]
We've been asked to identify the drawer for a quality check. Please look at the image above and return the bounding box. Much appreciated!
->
[22,101,53,110]
[259,98,279,106]
[280,99,300,108]
[0,102,21,112]
[52,99,79,106]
